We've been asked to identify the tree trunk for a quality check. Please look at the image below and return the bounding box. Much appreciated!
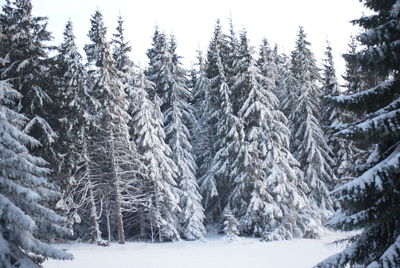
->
[106,204,112,242]
[109,128,125,244]
[89,182,102,243]
[83,129,102,243]
[139,205,146,240]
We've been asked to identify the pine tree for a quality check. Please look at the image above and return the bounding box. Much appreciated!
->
[84,10,144,244]
[191,50,215,222]
[288,27,336,222]
[0,0,60,183]
[53,20,106,244]
[317,1,400,266]
[320,42,356,184]
[342,37,363,95]
[199,20,230,218]
[0,75,73,267]
[229,32,317,240]
[207,44,244,223]
[130,71,181,242]
[167,37,206,240]
[223,209,239,241]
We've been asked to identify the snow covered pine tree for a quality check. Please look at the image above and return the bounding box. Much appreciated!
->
[130,71,181,242]
[316,0,400,267]
[146,31,205,240]
[84,10,145,244]
[287,27,336,224]
[0,67,73,267]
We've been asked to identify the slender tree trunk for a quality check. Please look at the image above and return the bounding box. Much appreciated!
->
[155,189,163,243]
[82,128,102,243]
[106,204,112,242]
[109,128,125,244]
[139,205,146,239]
[89,181,102,243]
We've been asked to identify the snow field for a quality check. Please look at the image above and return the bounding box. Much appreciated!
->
[45,231,348,268]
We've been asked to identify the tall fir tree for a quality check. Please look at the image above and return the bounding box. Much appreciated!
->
[191,50,215,223]
[167,37,206,240]
[288,27,336,222]
[146,30,204,239]
[321,42,356,184]
[53,20,106,244]
[229,31,318,240]
[198,20,230,219]
[257,38,280,101]
[317,1,400,266]
[0,74,73,267]
[130,71,181,242]
[0,0,61,184]
[84,10,144,244]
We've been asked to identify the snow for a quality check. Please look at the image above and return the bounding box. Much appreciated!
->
[44,231,349,268]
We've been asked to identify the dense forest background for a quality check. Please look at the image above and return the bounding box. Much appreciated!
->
[0,0,399,267]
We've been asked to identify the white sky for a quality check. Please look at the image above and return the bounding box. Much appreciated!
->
[11,0,368,81]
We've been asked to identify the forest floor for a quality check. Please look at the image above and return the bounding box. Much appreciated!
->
[44,231,349,268]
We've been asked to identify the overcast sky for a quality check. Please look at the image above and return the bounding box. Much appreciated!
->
[20,0,368,80]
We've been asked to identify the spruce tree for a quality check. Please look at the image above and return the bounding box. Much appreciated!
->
[84,10,144,244]
[191,51,215,222]
[223,209,239,241]
[317,1,400,266]
[130,71,181,242]
[288,27,336,222]
[146,30,204,239]
[321,42,356,184]
[0,76,73,267]
[0,0,60,182]
[199,20,230,218]
[53,20,105,244]
[167,37,206,240]
[229,32,317,240]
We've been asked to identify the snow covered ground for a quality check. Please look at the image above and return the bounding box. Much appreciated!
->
[45,231,349,268]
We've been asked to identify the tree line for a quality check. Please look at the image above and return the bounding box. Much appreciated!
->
[0,0,398,267]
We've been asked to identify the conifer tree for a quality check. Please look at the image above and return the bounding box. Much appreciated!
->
[321,42,356,183]
[198,20,233,219]
[0,0,60,181]
[317,1,400,266]
[0,76,73,267]
[229,32,317,240]
[167,37,206,240]
[342,37,363,95]
[53,20,106,244]
[223,209,239,241]
[145,30,205,239]
[288,27,336,222]
[130,71,181,242]
[191,51,215,221]
[207,45,244,223]
[84,10,144,244]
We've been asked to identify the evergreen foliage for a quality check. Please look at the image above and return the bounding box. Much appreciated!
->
[84,10,145,244]
[317,1,400,266]
[287,27,336,222]
[0,0,60,181]
[229,32,317,240]
[0,76,73,267]
[130,71,181,242]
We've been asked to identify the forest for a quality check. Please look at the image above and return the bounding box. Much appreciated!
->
[0,0,399,267]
